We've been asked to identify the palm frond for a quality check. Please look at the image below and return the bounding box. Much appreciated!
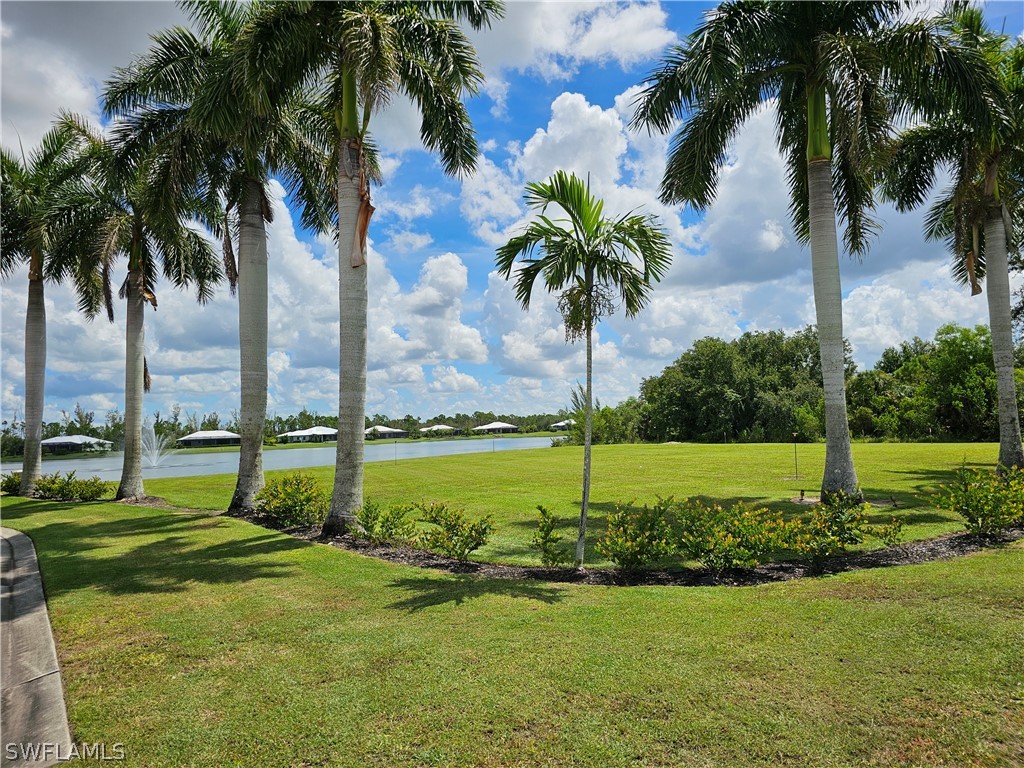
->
[659,79,763,208]
[104,26,207,116]
[416,1,504,31]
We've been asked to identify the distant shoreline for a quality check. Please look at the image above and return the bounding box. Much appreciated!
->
[11,428,562,461]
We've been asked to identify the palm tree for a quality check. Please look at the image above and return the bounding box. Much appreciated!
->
[631,1,996,498]
[496,171,671,567]
[51,115,221,499]
[238,0,503,534]
[103,0,335,512]
[884,10,1023,469]
[0,125,88,494]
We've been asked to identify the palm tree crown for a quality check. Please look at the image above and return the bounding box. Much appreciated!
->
[497,171,671,321]
[633,1,995,250]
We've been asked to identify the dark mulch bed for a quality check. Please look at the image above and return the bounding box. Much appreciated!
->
[222,507,1023,587]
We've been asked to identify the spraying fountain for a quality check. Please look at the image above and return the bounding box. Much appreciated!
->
[141,420,172,468]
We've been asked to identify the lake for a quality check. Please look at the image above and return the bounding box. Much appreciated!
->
[0,436,555,481]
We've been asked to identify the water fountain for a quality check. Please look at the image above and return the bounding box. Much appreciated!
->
[141,420,172,468]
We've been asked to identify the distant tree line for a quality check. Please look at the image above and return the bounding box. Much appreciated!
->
[621,324,1020,445]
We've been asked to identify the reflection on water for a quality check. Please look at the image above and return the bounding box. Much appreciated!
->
[0,437,553,481]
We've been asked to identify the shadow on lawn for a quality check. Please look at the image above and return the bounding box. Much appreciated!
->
[12,508,305,598]
[385,574,564,612]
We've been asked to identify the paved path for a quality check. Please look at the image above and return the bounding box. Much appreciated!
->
[1,527,72,767]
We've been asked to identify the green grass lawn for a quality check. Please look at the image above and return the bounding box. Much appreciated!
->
[2,482,1021,767]
[149,441,995,566]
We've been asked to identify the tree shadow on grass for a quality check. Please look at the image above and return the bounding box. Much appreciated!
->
[16,510,306,599]
[385,574,565,612]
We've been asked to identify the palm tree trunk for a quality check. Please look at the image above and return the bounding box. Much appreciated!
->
[983,207,1023,469]
[117,268,146,499]
[324,137,367,536]
[229,181,269,512]
[19,253,46,495]
[575,309,594,568]
[807,159,859,497]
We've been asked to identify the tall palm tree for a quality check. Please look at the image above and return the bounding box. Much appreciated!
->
[884,10,1023,469]
[0,125,88,494]
[103,0,335,512]
[237,0,503,534]
[631,1,996,498]
[51,115,221,499]
[496,171,671,567]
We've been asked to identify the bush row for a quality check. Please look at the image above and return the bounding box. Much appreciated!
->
[530,465,1024,573]
[353,499,493,561]
[1,470,112,501]
[253,473,493,561]
[532,493,905,574]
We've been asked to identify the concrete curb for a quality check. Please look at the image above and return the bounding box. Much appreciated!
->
[1,527,72,767]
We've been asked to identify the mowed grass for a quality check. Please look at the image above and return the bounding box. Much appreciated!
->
[150,442,996,565]
[2,490,1022,768]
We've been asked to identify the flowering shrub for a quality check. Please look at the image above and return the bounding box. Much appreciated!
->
[596,499,674,572]
[789,492,873,565]
[676,499,789,574]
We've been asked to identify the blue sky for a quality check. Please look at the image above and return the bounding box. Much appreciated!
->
[2,1,1023,426]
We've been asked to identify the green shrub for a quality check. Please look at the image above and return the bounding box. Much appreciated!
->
[1,472,21,495]
[416,502,493,561]
[69,475,111,501]
[355,499,416,544]
[939,464,1024,535]
[791,492,871,565]
[32,471,112,502]
[530,505,571,567]
[596,499,674,572]
[870,517,905,547]
[254,472,329,528]
[33,472,72,500]
[676,499,788,574]
[819,491,872,544]
[791,508,850,564]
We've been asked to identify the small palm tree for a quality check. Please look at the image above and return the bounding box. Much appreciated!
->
[496,171,671,567]
[1,124,89,494]
[51,115,221,499]
[631,1,996,498]
[238,0,503,534]
[884,9,1023,468]
[103,0,335,512]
